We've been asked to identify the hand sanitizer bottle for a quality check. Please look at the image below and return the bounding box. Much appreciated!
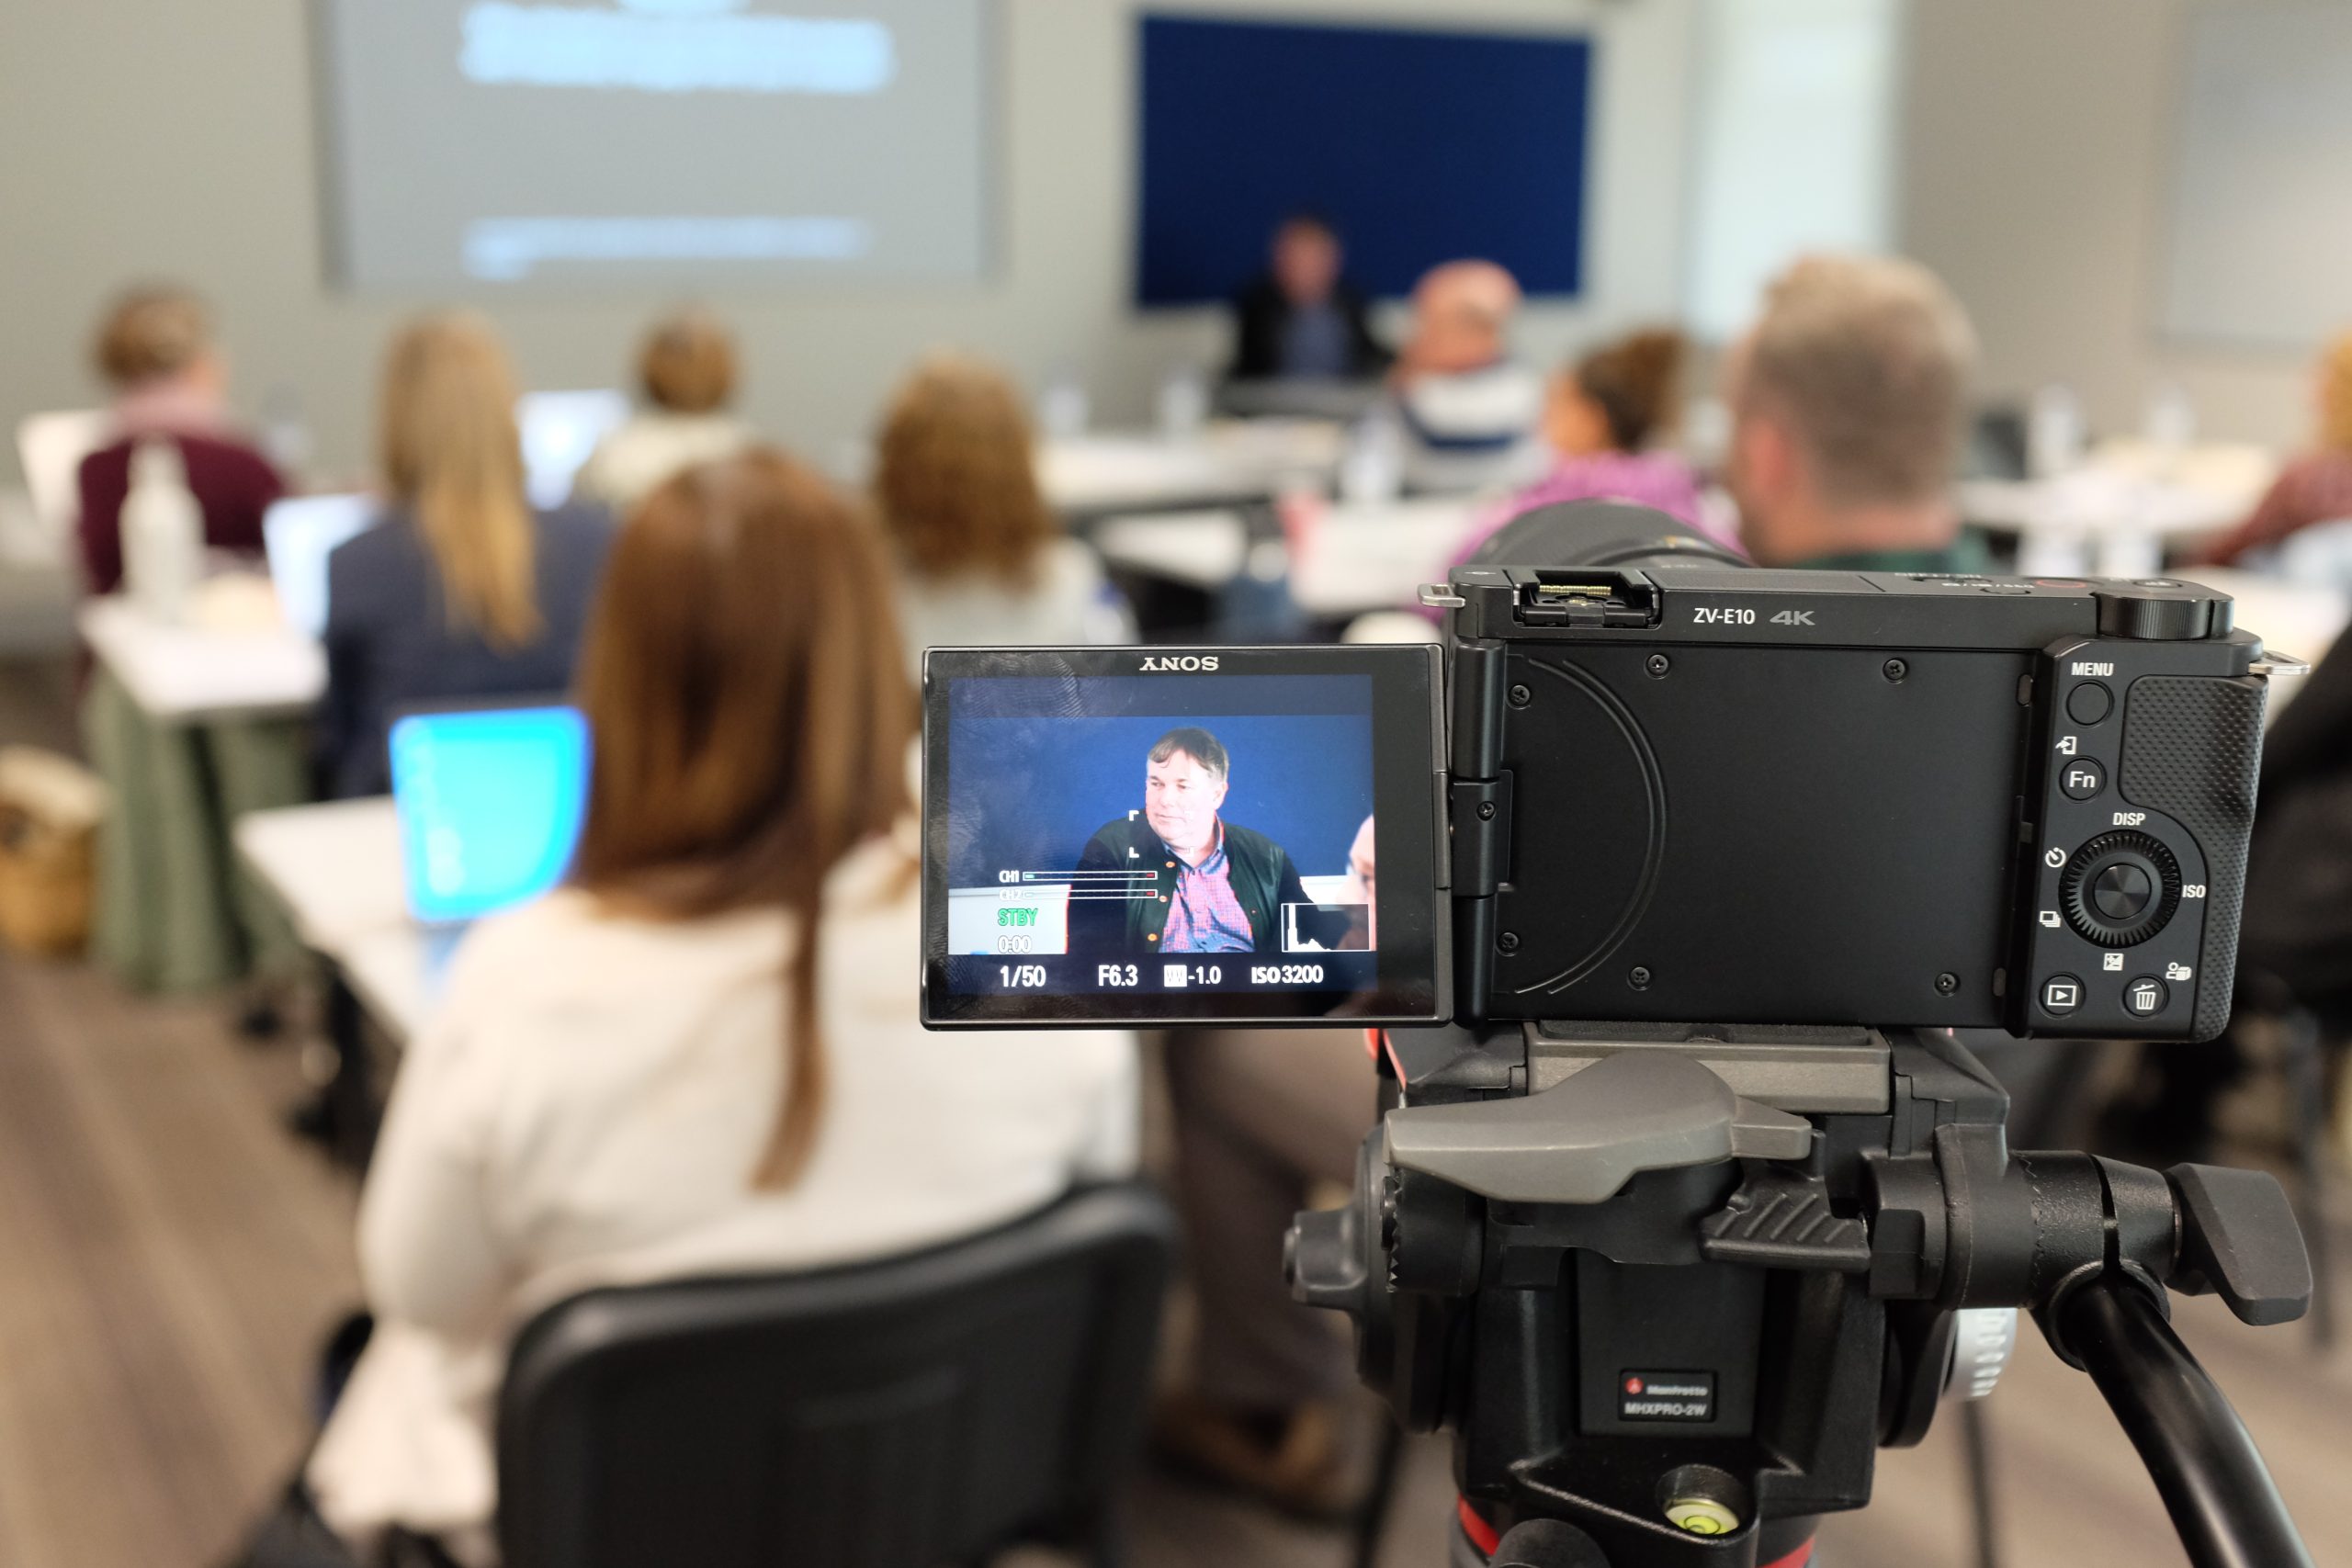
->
[121,438,202,623]
[1340,408,1404,503]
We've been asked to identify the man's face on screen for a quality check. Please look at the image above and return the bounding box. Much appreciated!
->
[1144,750,1227,858]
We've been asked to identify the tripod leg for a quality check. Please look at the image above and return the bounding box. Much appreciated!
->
[1351,1421,1403,1568]
[1960,1398,2003,1568]
[1084,1507,1125,1568]
[2281,1011,2335,1354]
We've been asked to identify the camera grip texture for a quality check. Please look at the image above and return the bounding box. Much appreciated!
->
[2120,677,2266,1041]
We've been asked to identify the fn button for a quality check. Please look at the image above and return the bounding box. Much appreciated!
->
[2060,758,2106,800]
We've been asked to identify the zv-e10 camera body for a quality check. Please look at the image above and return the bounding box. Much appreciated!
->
[1443,505,2268,1043]
[920,503,2275,1044]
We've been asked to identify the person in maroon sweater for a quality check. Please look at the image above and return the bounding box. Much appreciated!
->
[74,285,285,595]
[2199,328,2352,568]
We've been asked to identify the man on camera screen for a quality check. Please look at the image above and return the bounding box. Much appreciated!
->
[1069,726,1342,955]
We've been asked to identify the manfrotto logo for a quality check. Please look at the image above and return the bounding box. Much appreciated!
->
[1140,655,1218,671]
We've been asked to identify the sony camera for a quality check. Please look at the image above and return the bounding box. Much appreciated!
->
[919,502,2312,1564]
[920,502,2270,1045]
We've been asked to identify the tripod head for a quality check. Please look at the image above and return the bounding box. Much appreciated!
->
[1286,1023,2314,1567]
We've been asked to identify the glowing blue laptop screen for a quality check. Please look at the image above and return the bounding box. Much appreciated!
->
[390,706,589,923]
[263,494,375,639]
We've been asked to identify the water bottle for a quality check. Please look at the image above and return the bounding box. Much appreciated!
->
[1157,365,1209,441]
[2144,382,2196,457]
[1340,409,1404,503]
[259,382,312,485]
[2027,384,2085,479]
[1038,367,1090,441]
[121,438,202,623]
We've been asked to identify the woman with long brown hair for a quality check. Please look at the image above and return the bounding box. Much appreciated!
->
[319,312,612,796]
[297,449,1135,1558]
[875,354,1129,673]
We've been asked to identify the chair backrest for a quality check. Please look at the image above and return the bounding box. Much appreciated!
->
[15,410,116,550]
[496,1182,1176,1568]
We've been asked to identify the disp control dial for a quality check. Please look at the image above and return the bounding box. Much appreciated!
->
[2060,831,2182,947]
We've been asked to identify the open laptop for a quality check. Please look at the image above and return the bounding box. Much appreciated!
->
[263,494,376,638]
[516,389,630,509]
[388,703,590,927]
[14,409,115,551]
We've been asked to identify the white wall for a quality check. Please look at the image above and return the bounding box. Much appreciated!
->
[0,0,1699,491]
[1899,0,2316,450]
[1682,0,1905,342]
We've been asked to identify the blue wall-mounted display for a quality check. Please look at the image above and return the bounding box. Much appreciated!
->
[1136,14,1593,307]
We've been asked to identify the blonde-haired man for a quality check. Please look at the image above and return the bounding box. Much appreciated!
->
[1725,253,1984,573]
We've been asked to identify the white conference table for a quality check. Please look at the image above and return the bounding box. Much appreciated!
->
[1291,499,1482,616]
[1960,443,2274,579]
[1040,420,1346,516]
[1092,497,1478,621]
[235,796,438,1045]
[78,595,323,723]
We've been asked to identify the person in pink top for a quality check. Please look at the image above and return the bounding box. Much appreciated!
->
[1446,327,1736,571]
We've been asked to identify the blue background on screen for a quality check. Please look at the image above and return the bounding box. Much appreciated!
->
[949,712,1374,887]
[1136,15,1591,305]
[390,706,589,923]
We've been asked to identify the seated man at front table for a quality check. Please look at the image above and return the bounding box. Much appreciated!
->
[1069,727,1325,955]
[1227,214,1390,384]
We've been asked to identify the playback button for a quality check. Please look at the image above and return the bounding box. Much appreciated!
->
[2041,976,2085,1016]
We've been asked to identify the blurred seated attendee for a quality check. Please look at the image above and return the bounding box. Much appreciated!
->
[1153,1025,1377,1517]
[1447,327,1725,567]
[319,314,611,797]
[285,451,1137,1563]
[876,354,1129,674]
[1388,259,1546,493]
[74,284,285,595]
[1152,827,1377,1516]
[1227,214,1389,384]
[572,308,754,513]
[2198,329,2352,567]
[2100,629,2352,1161]
[2238,629,2352,1017]
[1725,253,1986,574]
[1149,822,1381,1517]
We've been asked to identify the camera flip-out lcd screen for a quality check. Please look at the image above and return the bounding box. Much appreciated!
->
[921,646,1449,1027]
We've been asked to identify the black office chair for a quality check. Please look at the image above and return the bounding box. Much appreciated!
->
[496,1183,1177,1568]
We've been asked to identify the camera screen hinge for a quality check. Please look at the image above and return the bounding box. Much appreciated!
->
[1452,774,1513,896]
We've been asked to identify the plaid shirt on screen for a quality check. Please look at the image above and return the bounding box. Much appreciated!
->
[1160,824,1255,953]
